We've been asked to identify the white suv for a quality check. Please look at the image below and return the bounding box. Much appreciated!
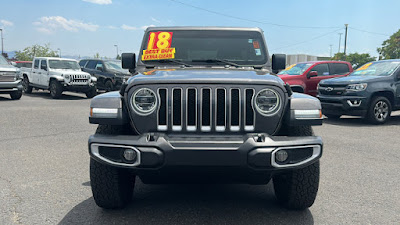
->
[22,57,97,98]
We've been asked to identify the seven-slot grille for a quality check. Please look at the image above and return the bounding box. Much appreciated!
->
[157,87,255,132]
[70,74,89,85]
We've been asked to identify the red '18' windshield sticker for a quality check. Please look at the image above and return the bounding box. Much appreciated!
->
[142,32,176,61]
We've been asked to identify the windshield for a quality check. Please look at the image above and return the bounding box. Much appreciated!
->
[104,60,128,72]
[278,63,313,75]
[48,60,80,70]
[351,61,400,76]
[140,30,268,66]
[0,55,9,65]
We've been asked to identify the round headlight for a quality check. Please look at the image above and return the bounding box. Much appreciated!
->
[64,74,70,79]
[254,88,280,116]
[131,88,157,115]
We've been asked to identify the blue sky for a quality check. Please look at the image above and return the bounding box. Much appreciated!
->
[1,0,399,59]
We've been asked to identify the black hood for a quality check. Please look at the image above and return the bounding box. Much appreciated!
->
[126,68,285,87]
[320,75,383,85]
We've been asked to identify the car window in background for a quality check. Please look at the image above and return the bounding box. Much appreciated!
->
[311,64,329,76]
[95,61,104,70]
[330,63,350,75]
[79,60,88,67]
[48,60,80,70]
[34,59,40,69]
[104,61,127,72]
[278,63,313,75]
[351,61,400,77]
[86,60,97,69]
[40,60,47,69]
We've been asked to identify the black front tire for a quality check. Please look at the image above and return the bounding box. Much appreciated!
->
[90,159,135,209]
[273,161,320,210]
[23,77,32,93]
[49,80,63,99]
[105,80,114,92]
[90,125,136,209]
[366,96,391,124]
[86,87,97,98]
[273,125,319,210]
[10,90,23,100]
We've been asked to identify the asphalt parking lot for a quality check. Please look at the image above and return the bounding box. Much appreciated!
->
[1,91,399,225]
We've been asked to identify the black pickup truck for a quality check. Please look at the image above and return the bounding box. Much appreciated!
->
[87,27,324,210]
[318,59,400,124]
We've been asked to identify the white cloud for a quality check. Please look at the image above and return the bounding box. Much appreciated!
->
[106,25,118,29]
[141,25,155,30]
[121,24,155,31]
[121,24,137,30]
[34,16,99,33]
[82,0,112,5]
[151,17,160,23]
[0,19,14,27]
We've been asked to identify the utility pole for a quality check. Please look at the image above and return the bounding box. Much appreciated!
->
[0,28,4,55]
[344,24,348,57]
[329,44,333,58]
[114,44,118,59]
[338,33,343,54]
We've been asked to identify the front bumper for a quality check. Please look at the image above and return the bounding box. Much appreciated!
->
[318,95,369,116]
[88,133,323,174]
[63,83,95,92]
[0,80,23,93]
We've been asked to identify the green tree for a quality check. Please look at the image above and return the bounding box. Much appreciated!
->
[332,52,375,69]
[377,29,400,59]
[15,43,59,61]
[94,53,100,59]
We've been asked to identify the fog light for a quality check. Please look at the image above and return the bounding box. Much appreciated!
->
[123,149,137,161]
[275,150,288,162]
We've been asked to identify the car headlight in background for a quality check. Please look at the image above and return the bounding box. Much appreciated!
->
[346,83,367,91]
[64,74,70,79]
[254,88,281,116]
[131,88,157,115]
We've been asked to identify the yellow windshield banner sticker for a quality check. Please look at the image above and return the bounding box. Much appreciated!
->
[285,64,296,70]
[356,62,372,71]
[142,31,176,61]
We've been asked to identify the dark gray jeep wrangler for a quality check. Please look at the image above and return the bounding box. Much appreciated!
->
[88,27,323,210]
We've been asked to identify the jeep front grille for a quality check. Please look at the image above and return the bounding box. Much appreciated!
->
[157,87,255,132]
[70,74,89,85]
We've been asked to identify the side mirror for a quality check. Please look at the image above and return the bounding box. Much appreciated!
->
[272,54,286,73]
[308,71,318,78]
[41,64,47,71]
[122,53,136,71]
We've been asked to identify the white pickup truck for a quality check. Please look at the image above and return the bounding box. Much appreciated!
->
[22,57,97,98]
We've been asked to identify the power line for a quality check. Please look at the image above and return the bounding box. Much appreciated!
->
[349,27,390,37]
[270,28,343,51]
[169,0,341,29]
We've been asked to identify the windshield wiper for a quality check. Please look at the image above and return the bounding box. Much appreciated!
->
[192,59,241,67]
[155,59,192,67]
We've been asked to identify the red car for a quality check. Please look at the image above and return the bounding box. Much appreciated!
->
[278,61,353,96]
[14,61,32,68]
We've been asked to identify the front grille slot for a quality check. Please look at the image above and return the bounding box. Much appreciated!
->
[172,88,182,131]
[187,88,197,131]
[230,89,240,131]
[201,88,211,131]
[158,89,167,131]
[157,87,258,133]
[216,88,226,131]
[245,89,255,131]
